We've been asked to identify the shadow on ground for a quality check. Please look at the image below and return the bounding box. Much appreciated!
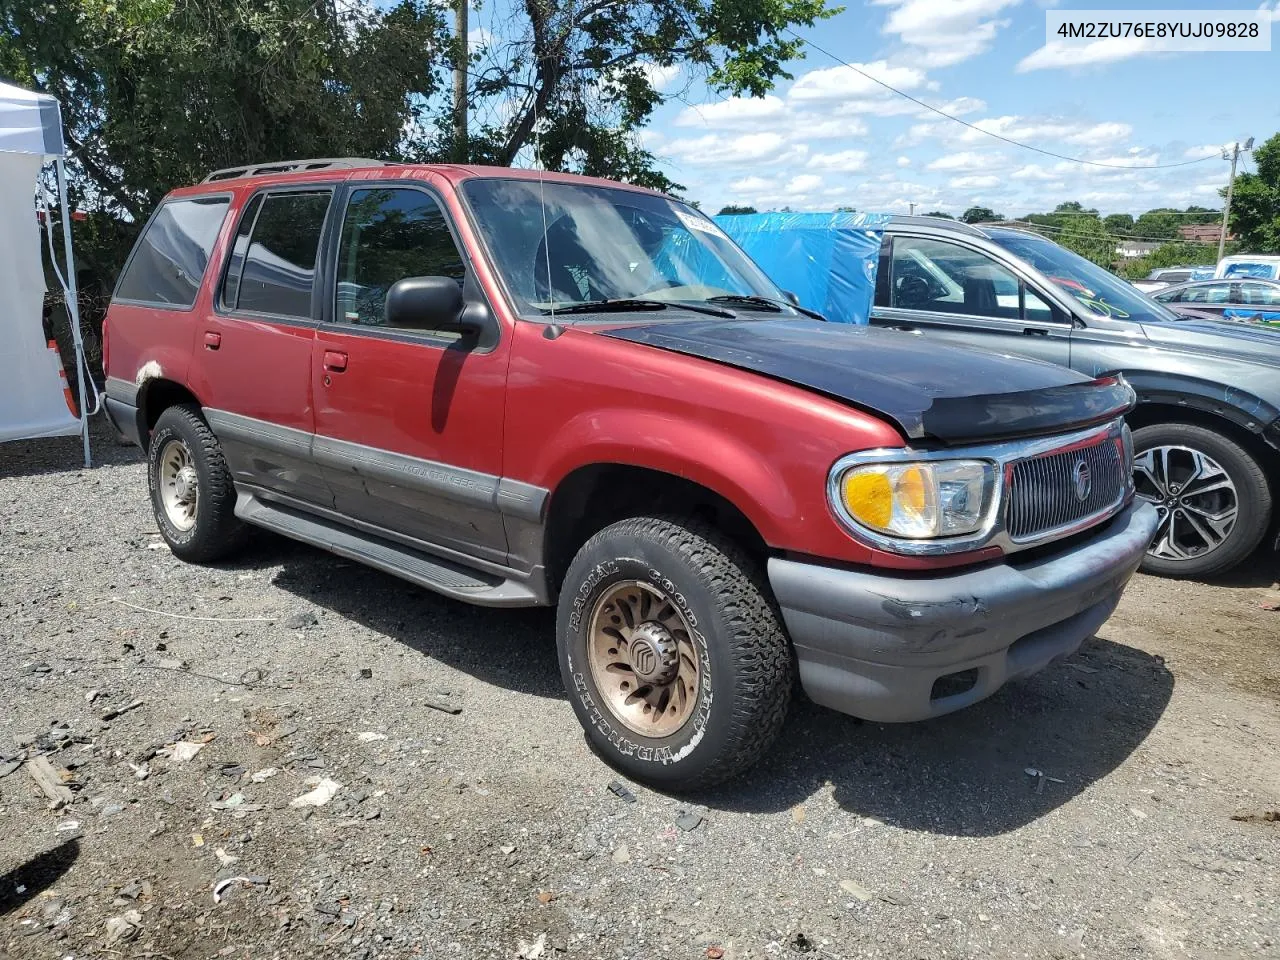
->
[0,839,80,916]
[254,532,1174,836]
[0,416,140,481]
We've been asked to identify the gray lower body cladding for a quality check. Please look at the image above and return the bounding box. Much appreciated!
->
[769,500,1159,723]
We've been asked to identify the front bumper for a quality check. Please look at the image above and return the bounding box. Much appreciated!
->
[769,500,1158,723]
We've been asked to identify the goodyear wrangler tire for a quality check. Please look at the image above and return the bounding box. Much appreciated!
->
[148,404,247,563]
[556,516,793,790]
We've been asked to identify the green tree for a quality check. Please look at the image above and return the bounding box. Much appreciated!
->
[921,210,954,219]
[1,0,446,224]
[717,204,758,215]
[960,205,1002,223]
[1055,213,1113,267]
[1103,213,1134,234]
[1227,132,1280,253]
[466,0,837,191]
[1117,241,1223,280]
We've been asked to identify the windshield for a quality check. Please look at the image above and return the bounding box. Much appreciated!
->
[989,231,1178,324]
[461,178,792,316]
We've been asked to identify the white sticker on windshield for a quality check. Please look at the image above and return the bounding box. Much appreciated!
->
[675,209,725,237]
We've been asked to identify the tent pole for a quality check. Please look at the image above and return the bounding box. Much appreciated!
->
[55,157,91,468]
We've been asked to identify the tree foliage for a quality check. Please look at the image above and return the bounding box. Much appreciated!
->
[717,204,758,215]
[1116,241,1221,280]
[921,210,953,219]
[1228,132,1280,253]
[960,205,1002,223]
[464,0,836,190]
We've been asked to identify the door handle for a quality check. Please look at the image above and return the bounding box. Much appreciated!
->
[204,332,221,350]
[322,350,348,372]
[1022,328,1048,337]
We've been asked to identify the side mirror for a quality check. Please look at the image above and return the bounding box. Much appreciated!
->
[782,290,801,305]
[385,276,477,333]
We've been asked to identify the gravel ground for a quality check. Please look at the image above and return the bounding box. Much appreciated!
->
[3,421,1279,960]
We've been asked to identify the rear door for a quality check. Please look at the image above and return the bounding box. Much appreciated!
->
[187,186,336,508]
[1228,281,1280,323]
[310,180,510,566]
[870,233,1072,367]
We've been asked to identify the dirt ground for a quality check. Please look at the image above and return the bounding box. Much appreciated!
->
[2,421,1279,960]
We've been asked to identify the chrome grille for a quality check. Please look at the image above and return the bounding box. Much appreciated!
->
[1006,437,1126,541]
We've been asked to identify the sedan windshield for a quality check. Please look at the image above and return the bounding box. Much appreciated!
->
[988,230,1179,324]
[461,178,794,317]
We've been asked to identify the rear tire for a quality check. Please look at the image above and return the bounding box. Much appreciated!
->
[148,404,247,563]
[1131,421,1271,578]
[556,515,793,791]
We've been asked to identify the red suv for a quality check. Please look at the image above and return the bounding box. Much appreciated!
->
[103,159,1158,789]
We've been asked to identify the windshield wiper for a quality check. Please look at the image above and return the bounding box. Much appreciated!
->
[540,298,735,318]
[705,294,827,322]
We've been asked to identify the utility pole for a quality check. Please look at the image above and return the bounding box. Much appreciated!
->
[453,0,468,161]
[1218,137,1253,261]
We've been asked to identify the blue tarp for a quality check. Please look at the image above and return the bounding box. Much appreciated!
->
[713,211,890,324]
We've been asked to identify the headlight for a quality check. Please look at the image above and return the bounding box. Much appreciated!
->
[835,460,995,539]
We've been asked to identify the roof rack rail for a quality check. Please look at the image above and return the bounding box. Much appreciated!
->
[201,158,391,183]
[887,214,987,236]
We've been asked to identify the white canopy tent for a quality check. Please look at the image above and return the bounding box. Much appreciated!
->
[0,80,93,465]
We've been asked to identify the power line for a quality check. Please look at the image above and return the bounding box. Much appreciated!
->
[990,219,1221,246]
[784,29,1221,171]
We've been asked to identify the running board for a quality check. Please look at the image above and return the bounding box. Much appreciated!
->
[235,493,542,607]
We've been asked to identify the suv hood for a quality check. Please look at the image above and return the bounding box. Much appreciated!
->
[1140,316,1280,368]
[601,319,1133,445]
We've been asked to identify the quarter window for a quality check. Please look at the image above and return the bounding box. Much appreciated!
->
[1238,282,1280,306]
[222,191,331,318]
[115,197,230,309]
[334,188,466,330]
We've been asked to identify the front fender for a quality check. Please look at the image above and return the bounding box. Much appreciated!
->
[1114,369,1280,448]
[534,407,798,545]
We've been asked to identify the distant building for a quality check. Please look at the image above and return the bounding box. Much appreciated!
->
[1115,239,1160,259]
[1178,223,1230,243]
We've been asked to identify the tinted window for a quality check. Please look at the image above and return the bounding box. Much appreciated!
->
[890,237,1025,320]
[227,191,331,318]
[334,188,465,329]
[1183,283,1231,304]
[115,197,229,308]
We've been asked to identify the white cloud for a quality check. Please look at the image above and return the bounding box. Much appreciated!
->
[1062,121,1133,144]
[924,97,987,118]
[641,62,682,91]
[872,0,1022,67]
[1184,143,1231,159]
[674,96,785,129]
[788,60,929,105]
[949,174,1002,189]
[729,175,774,192]
[1010,164,1057,181]
[660,132,807,167]
[1017,37,1162,72]
[785,174,824,194]
[806,149,870,173]
[897,156,912,167]
[926,151,1002,171]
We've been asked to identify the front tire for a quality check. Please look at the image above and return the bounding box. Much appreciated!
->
[148,404,247,563]
[1132,421,1271,578]
[556,516,793,791]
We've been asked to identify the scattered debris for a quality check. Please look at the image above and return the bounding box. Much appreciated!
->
[215,848,239,867]
[607,780,637,803]
[611,843,631,864]
[86,689,100,703]
[25,755,75,808]
[357,731,388,742]
[212,875,269,904]
[789,931,814,953]
[290,777,343,808]
[56,820,81,833]
[0,758,22,779]
[792,804,806,824]
[675,810,704,832]
[99,801,127,818]
[359,668,373,680]
[170,741,206,762]
[500,844,517,855]
[192,833,205,847]
[1231,810,1279,824]
[536,890,557,904]
[106,596,274,623]
[707,948,725,960]
[103,909,142,945]
[1129,807,1148,820]
[249,767,279,783]
[129,762,150,780]
[840,879,875,902]
[423,693,461,715]
[516,932,547,959]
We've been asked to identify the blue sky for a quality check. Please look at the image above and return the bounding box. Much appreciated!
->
[625,0,1280,216]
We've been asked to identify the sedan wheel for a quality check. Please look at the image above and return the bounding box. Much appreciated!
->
[1134,445,1238,562]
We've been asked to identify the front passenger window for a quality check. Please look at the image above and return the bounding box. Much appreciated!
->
[335,188,466,330]
[889,237,1024,320]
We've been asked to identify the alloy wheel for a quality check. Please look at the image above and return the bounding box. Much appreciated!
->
[1133,444,1238,562]
[158,438,199,532]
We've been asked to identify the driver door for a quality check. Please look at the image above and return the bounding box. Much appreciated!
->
[870,234,1072,367]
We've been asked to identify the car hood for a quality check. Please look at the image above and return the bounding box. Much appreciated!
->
[599,319,1134,445]
[1140,317,1280,368]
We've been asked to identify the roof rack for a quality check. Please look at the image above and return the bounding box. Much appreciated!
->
[201,158,391,183]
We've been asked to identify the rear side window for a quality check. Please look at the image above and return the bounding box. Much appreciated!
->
[221,191,331,318]
[114,197,230,308]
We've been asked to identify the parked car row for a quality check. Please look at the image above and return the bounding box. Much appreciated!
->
[102,160,1158,788]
